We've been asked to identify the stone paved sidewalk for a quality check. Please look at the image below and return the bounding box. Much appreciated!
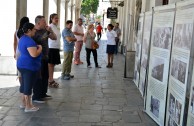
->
[0,35,158,126]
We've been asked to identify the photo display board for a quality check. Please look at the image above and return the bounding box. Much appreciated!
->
[187,63,194,125]
[166,1,194,126]
[145,5,175,126]
[134,13,144,87]
[139,11,153,97]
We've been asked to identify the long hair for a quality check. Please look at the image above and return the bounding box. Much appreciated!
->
[17,17,29,38]
[49,13,58,24]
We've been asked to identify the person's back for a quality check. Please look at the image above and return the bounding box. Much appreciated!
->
[96,24,102,33]
[96,23,103,41]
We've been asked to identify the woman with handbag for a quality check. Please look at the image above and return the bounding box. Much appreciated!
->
[83,24,101,68]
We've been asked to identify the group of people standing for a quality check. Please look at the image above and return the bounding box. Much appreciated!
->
[13,14,121,112]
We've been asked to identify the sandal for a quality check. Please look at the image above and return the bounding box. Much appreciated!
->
[25,107,39,112]
[48,81,59,88]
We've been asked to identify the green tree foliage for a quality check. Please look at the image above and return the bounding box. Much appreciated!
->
[81,0,99,15]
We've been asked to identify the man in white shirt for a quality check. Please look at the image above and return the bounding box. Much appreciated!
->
[73,18,84,65]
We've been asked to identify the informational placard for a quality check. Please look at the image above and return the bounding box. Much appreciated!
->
[166,1,194,126]
[107,7,118,19]
[187,69,194,126]
[139,11,153,96]
[145,5,175,126]
[133,13,144,87]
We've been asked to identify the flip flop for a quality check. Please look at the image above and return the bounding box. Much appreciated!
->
[24,107,39,112]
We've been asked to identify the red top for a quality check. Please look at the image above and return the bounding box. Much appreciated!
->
[96,25,103,33]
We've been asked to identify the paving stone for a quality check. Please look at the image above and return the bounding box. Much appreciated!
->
[80,110,101,115]
[0,106,10,114]
[79,115,101,122]
[61,116,79,122]
[57,110,79,117]
[103,105,121,111]
[0,99,7,105]
[0,114,5,120]
[0,38,157,126]
[103,115,121,122]
[92,122,113,126]
[1,121,21,126]
[122,114,141,123]
[81,104,102,111]
[21,117,62,126]
[61,123,77,126]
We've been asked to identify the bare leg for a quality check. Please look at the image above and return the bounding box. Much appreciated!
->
[108,54,110,64]
[19,77,22,84]
[24,95,34,109]
[21,93,25,106]
[48,63,55,82]
[110,54,114,63]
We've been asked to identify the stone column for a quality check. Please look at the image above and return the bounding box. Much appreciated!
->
[68,0,72,20]
[43,0,49,23]
[16,0,27,28]
[57,0,61,28]
[65,0,70,22]
[74,7,81,24]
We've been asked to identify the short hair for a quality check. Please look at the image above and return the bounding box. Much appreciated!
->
[116,23,119,26]
[35,15,45,24]
[66,20,73,25]
[22,23,35,33]
[98,22,100,25]
[77,18,82,21]
[108,24,114,29]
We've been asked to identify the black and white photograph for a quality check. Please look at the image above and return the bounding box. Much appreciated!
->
[136,43,140,57]
[153,27,172,50]
[168,93,175,117]
[175,100,182,125]
[151,57,164,82]
[142,39,149,55]
[140,80,145,95]
[150,96,160,118]
[190,86,194,115]
[174,23,193,50]
[144,17,152,33]
[134,70,137,81]
[137,60,141,73]
[141,56,148,69]
[171,58,187,84]
[168,116,178,126]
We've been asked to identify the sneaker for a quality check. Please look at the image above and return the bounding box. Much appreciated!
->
[60,76,64,80]
[43,94,52,99]
[33,99,45,103]
[69,74,74,78]
[96,66,101,68]
[63,76,70,80]
[25,107,39,112]
[87,65,92,68]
